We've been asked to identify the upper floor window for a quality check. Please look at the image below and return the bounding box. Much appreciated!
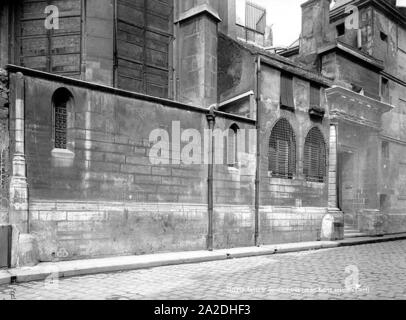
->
[236,0,266,34]
[382,141,390,160]
[269,119,296,179]
[304,127,326,183]
[336,23,346,37]
[310,84,321,108]
[381,77,390,103]
[380,31,388,42]
[280,73,294,111]
[227,124,240,167]
[52,88,73,150]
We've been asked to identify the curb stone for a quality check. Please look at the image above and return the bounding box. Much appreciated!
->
[1,233,405,286]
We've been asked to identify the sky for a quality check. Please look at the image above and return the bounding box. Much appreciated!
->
[253,0,308,47]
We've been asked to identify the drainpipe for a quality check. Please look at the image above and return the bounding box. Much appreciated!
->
[254,56,261,246]
[206,106,216,251]
[113,0,118,87]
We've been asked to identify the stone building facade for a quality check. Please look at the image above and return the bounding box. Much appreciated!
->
[281,0,406,236]
[0,0,404,266]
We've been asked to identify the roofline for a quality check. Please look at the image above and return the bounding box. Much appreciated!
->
[5,65,256,125]
[330,0,406,27]
[219,33,332,87]
[318,41,385,70]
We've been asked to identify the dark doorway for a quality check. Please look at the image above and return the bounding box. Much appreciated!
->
[338,151,357,227]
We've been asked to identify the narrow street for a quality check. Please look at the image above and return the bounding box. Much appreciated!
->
[1,240,406,300]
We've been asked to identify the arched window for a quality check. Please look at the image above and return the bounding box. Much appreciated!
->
[52,88,73,150]
[304,127,326,183]
[269,119,296,179]
[227,124,239,167]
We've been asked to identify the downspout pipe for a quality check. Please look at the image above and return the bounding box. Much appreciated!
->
[254,56,261,246]
[206,106,216,251]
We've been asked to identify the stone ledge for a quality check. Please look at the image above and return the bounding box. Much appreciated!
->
[176,4,221,24]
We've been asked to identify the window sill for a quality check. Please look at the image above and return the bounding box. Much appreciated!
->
[51,148,75,159]
[268,171,294,180]
[280,105,295,112]
[309,106,325,119]
[227,166,240,173]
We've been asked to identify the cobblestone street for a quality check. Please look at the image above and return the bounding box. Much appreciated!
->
[1,240,406,300]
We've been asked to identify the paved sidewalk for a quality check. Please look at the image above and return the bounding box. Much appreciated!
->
[1,233,406,286]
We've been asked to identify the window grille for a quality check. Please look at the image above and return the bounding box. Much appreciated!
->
[304,127,326,183]
[280,73,294,111]
[52,88,72,150]
[55,102,67,149]
[269,119,296,179]
[228,124,239,167]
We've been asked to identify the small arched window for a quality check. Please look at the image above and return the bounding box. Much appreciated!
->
[304,127,326,183]
[269,119,296,179]
[227,124,239,167]
[52,88,73,150]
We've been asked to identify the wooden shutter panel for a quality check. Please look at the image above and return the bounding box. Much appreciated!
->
[269,119,296,179]
[280,73,294,111]
[116,0,173,98]
[304,127,326,182]
[19,0,82,77]
[310,84,320,108]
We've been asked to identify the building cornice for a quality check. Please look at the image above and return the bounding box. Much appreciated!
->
[175,4,221,24]
[318,40,384,70]
[330,0,406,28]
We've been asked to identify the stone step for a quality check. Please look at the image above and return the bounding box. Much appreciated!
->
[344,225,368,238]
[345,232,368,238]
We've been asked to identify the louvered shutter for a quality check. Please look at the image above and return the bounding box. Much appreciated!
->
[280,73,294,111]
[310,84,320,108]
[304,128,326,182]
[269,119,296,179]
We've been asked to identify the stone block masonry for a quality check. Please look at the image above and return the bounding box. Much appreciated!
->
[29,200,208,261]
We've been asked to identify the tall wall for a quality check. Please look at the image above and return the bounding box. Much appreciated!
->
[10,69,256,261]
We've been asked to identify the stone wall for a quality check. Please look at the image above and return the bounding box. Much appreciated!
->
[14,71,257,261]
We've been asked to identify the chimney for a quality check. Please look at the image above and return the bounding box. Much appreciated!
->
[299,0,332,59]
[265,25,273,47]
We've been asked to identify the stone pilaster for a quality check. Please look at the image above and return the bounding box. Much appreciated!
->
[9,72,28,233]
[328,122,339,209]
[322,120,344,240]
[176,2,221,108]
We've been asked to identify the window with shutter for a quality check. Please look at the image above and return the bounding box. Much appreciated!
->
[269,119,296,179]
[310,84,320,108]
[303,127,326,183]
[280,73,294,111]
